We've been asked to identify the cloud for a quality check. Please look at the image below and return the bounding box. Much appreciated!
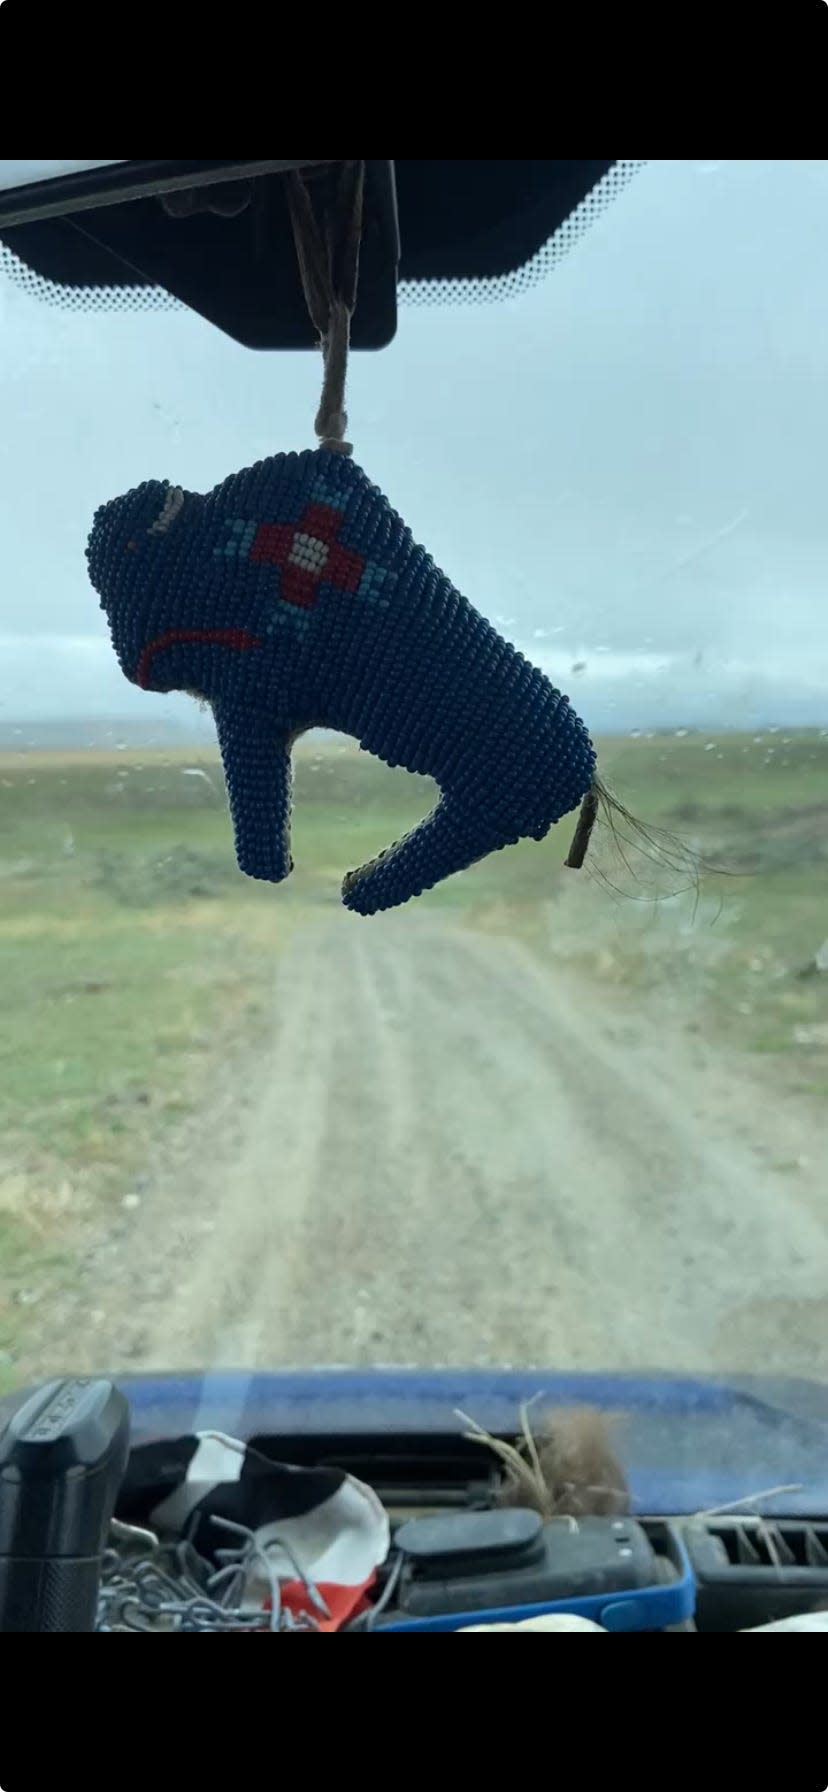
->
[0,634,203,728]
[529,646,828,730]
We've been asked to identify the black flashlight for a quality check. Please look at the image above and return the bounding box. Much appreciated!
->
[0,1377,130,1632]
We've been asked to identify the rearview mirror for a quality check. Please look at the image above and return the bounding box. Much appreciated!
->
[0,159,400,349]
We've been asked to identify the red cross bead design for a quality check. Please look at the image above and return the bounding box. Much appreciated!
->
[249,503,366,611]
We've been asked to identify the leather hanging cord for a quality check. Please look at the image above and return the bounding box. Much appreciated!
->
[286,161,365,455]
[565,785,599,868]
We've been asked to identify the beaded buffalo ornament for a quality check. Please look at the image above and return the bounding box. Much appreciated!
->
[86,448,597,915]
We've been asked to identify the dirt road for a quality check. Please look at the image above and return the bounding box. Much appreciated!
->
[83,910,828,1382]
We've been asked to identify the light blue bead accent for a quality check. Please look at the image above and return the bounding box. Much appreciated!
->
[311,474,345,505]
[357,563,396,606]
[214,518,257,559]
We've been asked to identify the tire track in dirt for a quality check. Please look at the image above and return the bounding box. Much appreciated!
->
[100,912,828,1378]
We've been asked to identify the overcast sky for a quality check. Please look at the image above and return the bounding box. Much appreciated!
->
[1,158,827,735]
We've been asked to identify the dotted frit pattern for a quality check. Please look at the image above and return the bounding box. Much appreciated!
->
[86,449,596,915]
[1,165,644,317]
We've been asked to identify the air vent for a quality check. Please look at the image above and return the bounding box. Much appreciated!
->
[684,1515,828,1632]
[709,1519,828,1571]
[248,1431,498,1512]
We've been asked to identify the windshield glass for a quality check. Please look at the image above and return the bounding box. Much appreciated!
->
[1,159,826,1400]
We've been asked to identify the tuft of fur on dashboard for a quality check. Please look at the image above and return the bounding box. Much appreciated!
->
[458,1402,629,1520]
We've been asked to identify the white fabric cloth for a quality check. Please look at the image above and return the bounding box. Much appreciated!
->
[458,1613,606,1632]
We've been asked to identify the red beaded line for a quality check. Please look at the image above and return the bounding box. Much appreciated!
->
[136,628,262,690]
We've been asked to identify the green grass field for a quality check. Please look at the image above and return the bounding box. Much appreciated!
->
[574,730,828,1073]
[1,728,826,1386]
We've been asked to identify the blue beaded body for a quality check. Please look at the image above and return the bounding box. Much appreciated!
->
[86,449,596,914]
